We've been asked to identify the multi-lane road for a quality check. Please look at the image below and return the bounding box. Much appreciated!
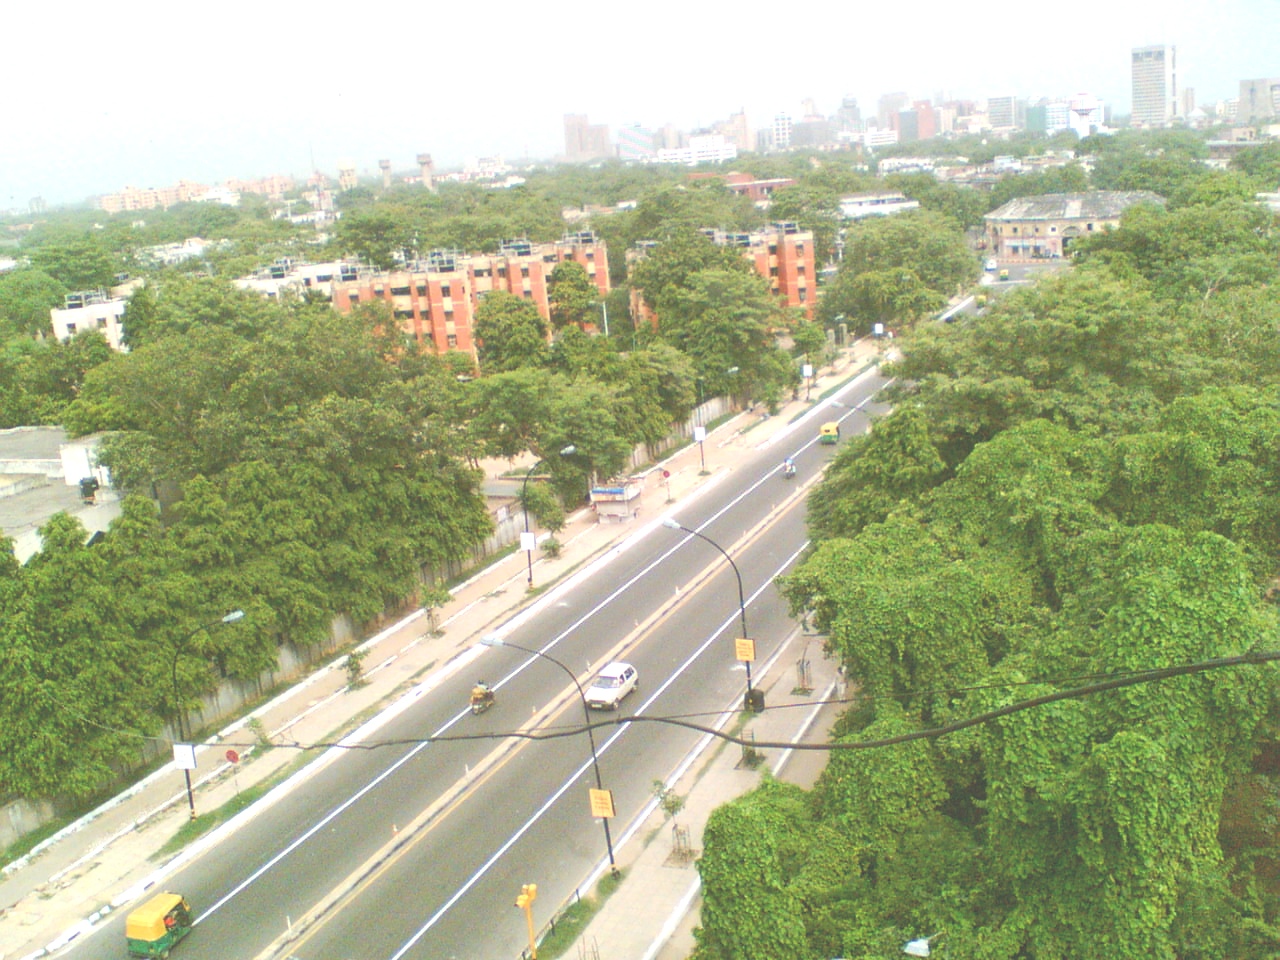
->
[73,367,891,960]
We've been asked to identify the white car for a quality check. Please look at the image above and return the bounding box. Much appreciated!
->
[984,257,998,272]
[585,661,638,710]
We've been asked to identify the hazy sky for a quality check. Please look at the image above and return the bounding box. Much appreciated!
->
[3,0,1276,208]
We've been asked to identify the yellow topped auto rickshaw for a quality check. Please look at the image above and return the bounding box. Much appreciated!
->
[126,892,194,958]
[819,421,841,445]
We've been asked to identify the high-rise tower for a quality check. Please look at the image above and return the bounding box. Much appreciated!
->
[1131,45,1177,127]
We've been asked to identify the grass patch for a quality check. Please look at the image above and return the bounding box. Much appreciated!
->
[154,781,273,858]
[534,869,626,960]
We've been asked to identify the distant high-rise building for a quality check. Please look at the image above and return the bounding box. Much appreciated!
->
[564,114,612,162]
[836,97,862,132]
[1131,44,1177,127]
[987,95,1018,129]
[617,125,657,161]
[897,109,920,142]
[877,91,909,128]
[1026,99,1071,134]
[714,110,752,152]
[773,114,793,150]
[1236,77,1280,124]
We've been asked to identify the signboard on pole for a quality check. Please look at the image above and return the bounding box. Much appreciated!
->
[734,637,757,663]
[589,787,616,819]
[801,363,813,379]
[173,743,197,770]
[520,531,536,552]
[693,425,706,442]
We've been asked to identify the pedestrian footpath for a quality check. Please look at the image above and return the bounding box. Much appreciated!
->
[0,338,885,960]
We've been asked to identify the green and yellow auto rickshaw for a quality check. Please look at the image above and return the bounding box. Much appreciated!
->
[126,892,193,958]
[819,421,841,445]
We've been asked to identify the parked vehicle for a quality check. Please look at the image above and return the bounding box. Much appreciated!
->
[585,662,638,710]
[126,892,193,958]
[984,257,998,272]
[819,421,841,445]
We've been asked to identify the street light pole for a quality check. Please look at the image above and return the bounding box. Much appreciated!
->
[481,636,619,876]
[661,519,758,711]
[520,445,576,590]
[170,609,245,819]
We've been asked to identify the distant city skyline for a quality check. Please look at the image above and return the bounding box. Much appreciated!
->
[2,0,1276,209]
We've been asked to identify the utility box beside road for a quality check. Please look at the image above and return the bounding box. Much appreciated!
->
[590,479,642,521]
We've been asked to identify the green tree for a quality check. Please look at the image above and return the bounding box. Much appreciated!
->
[0,269,67,338]
[819,210,977,332]
[27,236,122,290]
[547,260,597,331]
[654,267,791,406]
[472,291,549,373]
[694,779,812,960]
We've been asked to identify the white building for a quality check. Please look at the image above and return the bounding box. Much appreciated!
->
[1131,44,1177,127]
[862,128,900,149]
[839,192,921,220]
[655,134,738,166]
[234,260,357,300]
[49,290,127,350]
[773,113,793,150]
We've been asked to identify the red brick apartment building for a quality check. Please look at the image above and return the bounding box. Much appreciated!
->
[330,232,609,355]
[629,223,816,326]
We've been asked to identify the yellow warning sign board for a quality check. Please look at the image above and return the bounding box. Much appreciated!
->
[589,788,616,819]
[734,637,756,662]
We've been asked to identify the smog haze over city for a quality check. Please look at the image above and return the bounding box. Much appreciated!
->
[3,0,1276,208]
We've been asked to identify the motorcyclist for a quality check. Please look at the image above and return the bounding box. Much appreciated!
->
[782,457,796,478]
[471,680,492,704]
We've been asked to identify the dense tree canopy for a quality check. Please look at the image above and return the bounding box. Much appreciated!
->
[690,197,1280,960]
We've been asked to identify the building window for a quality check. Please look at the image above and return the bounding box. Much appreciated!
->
[1011,227,1019,234]
[799,289,807,302]
[441,284,451,297]
[795,243,805,254]
[797,264,806,275]
[391,286,410,296]
[349,293,359,303]
[447,334,458,347]
[498,268,507,278]
[770,266,778,277]
[416,285,427,295]
[1087,223,1094,231]
[520,266,529,278]
[585,251,594,259]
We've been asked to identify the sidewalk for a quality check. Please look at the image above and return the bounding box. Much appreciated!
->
[0,339,884,960]
[572,634,844,960]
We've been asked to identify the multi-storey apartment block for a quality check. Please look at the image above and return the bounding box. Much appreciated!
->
[50,290,127,350]
[330,233,610,356]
